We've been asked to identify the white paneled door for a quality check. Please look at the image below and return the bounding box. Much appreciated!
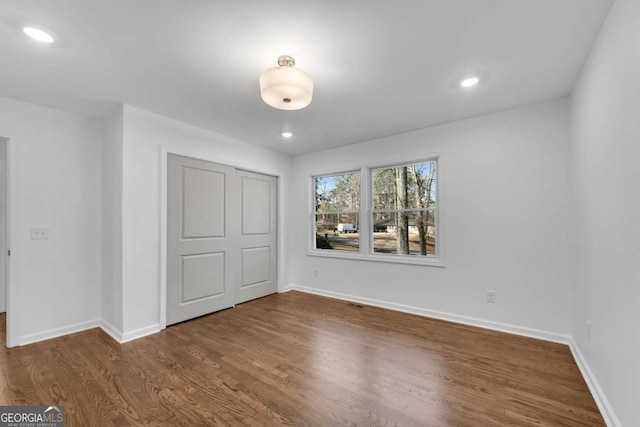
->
[167,154,277,326]
[237,170,278,304]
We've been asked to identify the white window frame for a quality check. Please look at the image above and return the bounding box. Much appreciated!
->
[312,170,361,256]
[308,156,445,267]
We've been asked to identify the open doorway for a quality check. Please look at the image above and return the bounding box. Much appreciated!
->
[0,137,7,346]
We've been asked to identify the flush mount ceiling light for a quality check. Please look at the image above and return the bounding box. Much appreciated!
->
[23,27,55,43]
[460,76,480,88]
[260,55,313,111]
[281,131,293,138]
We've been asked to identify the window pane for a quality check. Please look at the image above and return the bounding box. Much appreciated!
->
[315,172,360,213]
[314,172,360,253]
[372,211,435,256]
[372,161,436,210]
[315,213,359,251]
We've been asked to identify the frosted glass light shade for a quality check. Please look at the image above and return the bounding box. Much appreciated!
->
[260,64,313,111]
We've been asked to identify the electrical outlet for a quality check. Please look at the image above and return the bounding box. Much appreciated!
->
[30,228,49,240]
[586,321,591,339]
[486,290,496,303]
[313,269,319,278]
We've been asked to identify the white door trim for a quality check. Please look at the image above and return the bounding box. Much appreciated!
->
[160,146,168,330]
[0,151,6,314]
[2,137,17,347]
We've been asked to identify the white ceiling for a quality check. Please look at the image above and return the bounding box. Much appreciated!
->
[0,0,613,155]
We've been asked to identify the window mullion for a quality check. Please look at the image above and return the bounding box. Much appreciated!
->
[359,167,370,256]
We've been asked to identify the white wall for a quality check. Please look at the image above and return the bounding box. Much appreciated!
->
[290,99,572,337]
[119,106,292,338]
[0,97,293,345]
[102,107,124,335]
[570,0,640,424]
[0,96,103,346]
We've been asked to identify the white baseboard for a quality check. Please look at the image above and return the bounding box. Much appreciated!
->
[14,287,621,426]
[100,320,124,343]
[19,319,101,346]
[568,338,621,427]
[283,284,621,426]
[18,319,160,346]
[283,285,571,344]
[120,323,161,343]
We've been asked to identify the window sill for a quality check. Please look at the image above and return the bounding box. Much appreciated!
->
[307,250,445,267]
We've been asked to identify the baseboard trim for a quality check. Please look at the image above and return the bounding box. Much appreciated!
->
[283,284,621,426]
[121,323,161,343]
[19,319,101,346]
[100,320,124,343]
[17,320,160,346]
[14,288,620,425]
[568,338,621,427]
[284,285,571,344]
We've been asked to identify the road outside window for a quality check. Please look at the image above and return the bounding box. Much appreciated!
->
[314,172,360,251]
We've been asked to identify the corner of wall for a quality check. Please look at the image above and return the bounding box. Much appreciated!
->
[568,338,622,427]
[567,0,638,424]
[101,105,124,333]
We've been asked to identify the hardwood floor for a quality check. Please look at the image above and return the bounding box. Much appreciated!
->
[0,292,604,426]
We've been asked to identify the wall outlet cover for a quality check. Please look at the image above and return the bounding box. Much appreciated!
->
[486,290,497,303]
[30,228,49,240]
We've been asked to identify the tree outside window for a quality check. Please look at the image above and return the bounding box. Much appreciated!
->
[312,159,438,262]
[314,172,360,251]
[372,161,437,256]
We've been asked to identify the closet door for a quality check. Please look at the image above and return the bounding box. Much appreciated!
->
[166,154,239,325]
[236,170,278,304]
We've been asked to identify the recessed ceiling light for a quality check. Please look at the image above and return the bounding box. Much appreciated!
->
[460,77,480,88]
[281,131,293,138]
[23,27,55,44]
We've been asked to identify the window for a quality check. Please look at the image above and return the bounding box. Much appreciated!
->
[311,158,441,266]
[371,160,437,257]
[314,172,360,252]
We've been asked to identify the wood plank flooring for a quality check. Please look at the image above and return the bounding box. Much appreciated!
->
[0,292,604,426]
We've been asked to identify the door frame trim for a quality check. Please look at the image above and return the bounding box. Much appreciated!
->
[159,145,281,330]
[1,137,17,347]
